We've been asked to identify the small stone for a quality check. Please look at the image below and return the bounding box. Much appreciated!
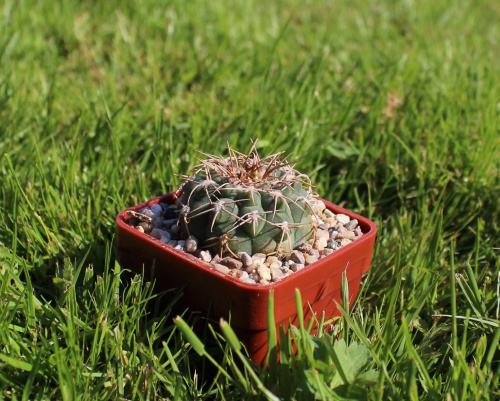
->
[138,221,153,232]
[336,214,350,225]
[328,240,339,250]
[249,271,260,281]
[345,219,358,230]
[340,238,352,247]
[337,225,348,234]
[298,243,313,254]
[259,279,270,285]
[322,248,335,256]
[150,204,163,216]
[316,230,330,239]
[304,254,318,265]
[269,262,281,270]
[338,231,355,240]
[185,236,198,252]
[289,261,304,272]
[163,219,178,228]
[213,263,230,274]
[241,277,257,284]
[309,248,321,259]
[311,200,326,214]
[212,254,221,263]
[323,209,335,218]
[167,240,178,247]
[220,257,243,270]
[195,249,212,263]
[174,245,186,252]
[271,267,284,281]
[238,252,253,268]
[324,217,338,227]
[177,240,186,247]
[150,228,168,239]
[257,265,272,281]
[135,225,145,233]
[290,250,305,264]
[229,269,247,279]
[138,207,157,219]
[171,224,180,234]
[160,236,170,243]
[329,230,339,240]
[266,256,281,266]
[354,227,363,237]
[152,218,165,228]
[252,253,267,264]
[314,236,328,252]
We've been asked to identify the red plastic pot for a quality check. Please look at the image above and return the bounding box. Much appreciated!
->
[116,191,377,364]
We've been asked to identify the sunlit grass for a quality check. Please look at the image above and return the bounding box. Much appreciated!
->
[1,0,499,399]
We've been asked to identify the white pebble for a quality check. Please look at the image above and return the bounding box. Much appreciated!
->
[195,249,212,262]
[314,236,328,251]
[186,236,198,252]
[340,238,352,247]
[257,265,272,281]
[177,240,186,247]
[323,209,335,218]
[160,236,170,243]
[336,214,350,225]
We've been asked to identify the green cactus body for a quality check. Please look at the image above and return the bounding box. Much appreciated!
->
[176,144,317,256]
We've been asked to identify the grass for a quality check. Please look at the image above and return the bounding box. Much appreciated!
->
[1,0,500,399]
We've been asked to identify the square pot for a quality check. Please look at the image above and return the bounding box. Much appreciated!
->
[116,191,377,364]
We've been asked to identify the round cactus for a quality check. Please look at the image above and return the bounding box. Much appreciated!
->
[176,142,318,256]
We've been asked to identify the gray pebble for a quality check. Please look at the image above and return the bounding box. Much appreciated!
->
[150,228,169,239]
[220,257,243,270]
[290,250,305,264]
[138,207,157,219]
[289,261,304,272]
[150,204,163,216]
[298,243,313,254]
[138,221,152,232]
[271,267,284,281]
[238,252,253,268]
[345,219,358,230]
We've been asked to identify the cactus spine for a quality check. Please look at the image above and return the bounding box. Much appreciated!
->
[176,142,317,256]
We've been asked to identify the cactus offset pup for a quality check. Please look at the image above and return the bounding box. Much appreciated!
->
[176,143,318,257]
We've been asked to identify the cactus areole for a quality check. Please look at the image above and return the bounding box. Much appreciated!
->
[176,142,318,257]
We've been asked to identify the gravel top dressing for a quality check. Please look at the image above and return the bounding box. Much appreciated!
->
[125,198,364,284]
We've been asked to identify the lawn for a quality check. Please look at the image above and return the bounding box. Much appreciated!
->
[1,0,499,399]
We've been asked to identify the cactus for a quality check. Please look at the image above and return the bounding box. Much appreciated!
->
[176,142,318,257]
